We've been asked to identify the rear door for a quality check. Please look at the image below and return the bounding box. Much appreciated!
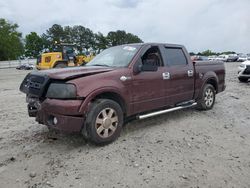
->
[160,46,195,106]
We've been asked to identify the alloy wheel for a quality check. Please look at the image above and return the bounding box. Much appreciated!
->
[204,88,214,107]
[95,108,118,138]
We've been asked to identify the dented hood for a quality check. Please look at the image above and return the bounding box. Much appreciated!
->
[36,66,114,80]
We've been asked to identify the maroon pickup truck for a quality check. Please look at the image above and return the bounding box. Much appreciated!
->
[20,43,225,144]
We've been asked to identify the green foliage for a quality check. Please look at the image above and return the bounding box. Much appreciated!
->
[42,25,143,54]
[197,50,218,56]
[45,24,65,44]
[71,25,96,53]
[0,19,143,60]
[196,50,237,56]
[220,51,236,55]
[24,32,44,58]
[0,18,24,61]
[0,18,243,60]
[106,30,143,47]
[94,32,109,53]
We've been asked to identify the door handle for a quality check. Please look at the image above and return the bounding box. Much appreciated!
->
[187,70,193,77]
[162,72,170,80]
[120,76,132,82]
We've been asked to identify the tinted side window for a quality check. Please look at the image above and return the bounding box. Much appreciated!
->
[141,46,163,67]
[164,48,187,66]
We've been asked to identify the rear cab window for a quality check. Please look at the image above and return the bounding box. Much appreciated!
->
[162,47,188,66]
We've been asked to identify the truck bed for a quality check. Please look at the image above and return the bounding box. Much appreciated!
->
[194,60,225,97]
[194,60,224,66]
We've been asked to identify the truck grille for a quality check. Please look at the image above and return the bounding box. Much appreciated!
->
[20,73,50,97]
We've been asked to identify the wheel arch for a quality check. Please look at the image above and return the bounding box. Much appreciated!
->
[202,71,219,93]
[92,92,127,116]
[197,72,219,100]
[79,88,128,117]
[205,77,218,93]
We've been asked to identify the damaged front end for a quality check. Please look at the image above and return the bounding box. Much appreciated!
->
[20,72,50,117]
[20,71,85,133]
[26,95,41,117]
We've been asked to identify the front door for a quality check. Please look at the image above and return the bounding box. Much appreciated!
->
[131,46,167,114]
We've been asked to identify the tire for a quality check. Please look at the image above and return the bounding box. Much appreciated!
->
[83,99,124,145]
[196,84,216,110]
[238,77,248,83]
[55,63,67,68]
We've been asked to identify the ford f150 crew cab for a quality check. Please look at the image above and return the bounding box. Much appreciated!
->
[20,43,226,144]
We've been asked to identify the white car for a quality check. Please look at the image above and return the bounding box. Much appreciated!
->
[238,61,250,82]
[208,56,217,61]
[216,55,228,62]
[237,55,248,62]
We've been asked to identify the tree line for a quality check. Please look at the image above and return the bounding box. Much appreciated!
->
[190,50,237,57]
[0,18,143,61]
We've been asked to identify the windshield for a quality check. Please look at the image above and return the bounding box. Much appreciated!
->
[86,45,140,67]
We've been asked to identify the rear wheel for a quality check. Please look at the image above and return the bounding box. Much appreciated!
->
[197,84,216,110]
[238,77,248,82]
[83,99,123,145]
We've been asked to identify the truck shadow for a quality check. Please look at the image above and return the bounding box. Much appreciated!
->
[36,107,199,149]
[122,107,198,135]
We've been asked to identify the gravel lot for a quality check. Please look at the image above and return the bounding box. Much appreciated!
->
[0,62,250,188]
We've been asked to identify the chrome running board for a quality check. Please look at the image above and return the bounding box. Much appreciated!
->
[138,102,197,120]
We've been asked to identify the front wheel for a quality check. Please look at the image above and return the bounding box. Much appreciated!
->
[197,84,216,110]
[83,99,123,145]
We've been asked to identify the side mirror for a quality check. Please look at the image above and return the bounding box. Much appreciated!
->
[140,64,158,72]
[133,61,142,74]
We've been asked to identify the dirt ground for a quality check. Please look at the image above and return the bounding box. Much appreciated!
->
[0,62,249,188]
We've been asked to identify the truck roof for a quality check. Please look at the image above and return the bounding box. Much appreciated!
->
[124,42,185,48]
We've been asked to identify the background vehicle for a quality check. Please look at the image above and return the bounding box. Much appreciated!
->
[247,54,250,60]
[227,54,238,62]
[208,55,217,61]
[237,55,248,62]
[20,43,226,145]
[16,63,35,70]
[36,43,94,70]
[191,56,208,61]
[216,54,228,62]
[238,61,250,82]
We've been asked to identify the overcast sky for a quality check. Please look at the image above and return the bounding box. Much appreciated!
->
[0,0,249,53]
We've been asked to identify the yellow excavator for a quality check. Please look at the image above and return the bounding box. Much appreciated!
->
[36,43,94,70]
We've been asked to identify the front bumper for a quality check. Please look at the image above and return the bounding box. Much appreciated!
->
[36,111,84,132]
[29,99,85,133]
